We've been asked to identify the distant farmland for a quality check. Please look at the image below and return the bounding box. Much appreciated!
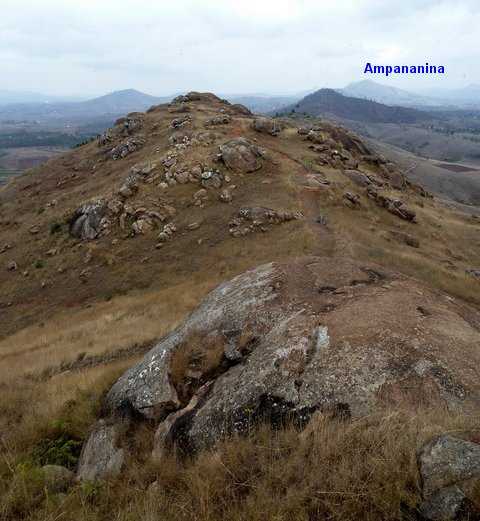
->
[0,168,21,185]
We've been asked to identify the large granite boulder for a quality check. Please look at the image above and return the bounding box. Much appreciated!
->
[219,137,265,173]
[81,256,480,469]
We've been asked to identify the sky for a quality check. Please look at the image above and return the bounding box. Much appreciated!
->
[1,0,479,97]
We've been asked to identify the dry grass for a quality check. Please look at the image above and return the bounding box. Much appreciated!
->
[0,279,212,383]
[1,403,479,521]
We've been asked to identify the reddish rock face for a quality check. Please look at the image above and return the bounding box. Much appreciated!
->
[75,256,480,479]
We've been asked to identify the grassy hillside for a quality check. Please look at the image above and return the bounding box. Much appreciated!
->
[1,92,479,520]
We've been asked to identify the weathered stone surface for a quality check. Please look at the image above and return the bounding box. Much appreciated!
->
[101,257,480,457]
[419,486,473,521]
[42,465,74,493]
[76,420,125,481]
[219,138,265,173]
[69,200,107,240]
[343,169,372,187]
[418,435,480,496]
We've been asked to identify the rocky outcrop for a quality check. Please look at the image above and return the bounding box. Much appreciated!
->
[367,188,417,222]
[69,200,108,240]
[418,434,480,520]
[219,138,265,173]
[229,207,302,237]
[77,257,480,476]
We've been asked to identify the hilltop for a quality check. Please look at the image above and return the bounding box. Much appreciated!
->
[282,88,431,124]
[1,92,480,520]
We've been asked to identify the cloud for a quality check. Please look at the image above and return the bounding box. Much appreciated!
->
[0,0,478,96]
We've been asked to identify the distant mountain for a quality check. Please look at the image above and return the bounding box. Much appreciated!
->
[74,89,169,115]
[0,89,172,126]
[339,80,436,108]
[280,88,432,124]
[0,89,80,106]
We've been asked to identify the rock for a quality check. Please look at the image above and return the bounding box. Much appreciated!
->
[110,137,145,160]
[205,115,231,126]
[69,200,107,240]
[466,269,480,279]
[219,138,265,173]
[418,435,480,497]
[343,192,361,208]
[42,465,74,493]
[97,257,480,459]
[388,231,420,248]
[418,434,480,519]
[367,188,417,222]
[29,225,40,235]
[201,170,223,189]
[76,419,126,481]
[171,116,192,129]
[219,189,233,203]
[187,222,201,230]
[132,218,154,235]
[252,117,282,136]
[419,486,474,521]
[343,169,372,187]
[6,260,17,271]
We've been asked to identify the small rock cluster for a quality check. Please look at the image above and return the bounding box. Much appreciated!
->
[229,207,302,237]
[367,187,417,222]
[110,137,146,160]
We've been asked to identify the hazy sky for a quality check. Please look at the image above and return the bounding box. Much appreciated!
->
[1,0,478,97]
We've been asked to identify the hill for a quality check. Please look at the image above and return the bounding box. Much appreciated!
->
[1,92,480,520]
[0,89,171,124]
[282,88,432,124]
[340,80,437,107]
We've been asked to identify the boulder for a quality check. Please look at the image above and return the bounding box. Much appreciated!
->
[76,419,126,481]
[219,138,265,173]
[252,117,282,136]
[42,465,74,493]
[343,169,372,187]
[418,434,480,519]
[69,200,107,240]
[418,435,480,496]
[97,257,480,458]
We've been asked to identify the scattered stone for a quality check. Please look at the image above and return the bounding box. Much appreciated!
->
[219,188,233,203]
[388,231,420,248]
[367,188,417,222]
[6,260,17,271]
[201,170,223,189]
[205,115,231,126]
[187,222,201,230]
[229,207,301,236]
[29,225,40,235]
[343,192,361,208]
[110,137,145,160]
